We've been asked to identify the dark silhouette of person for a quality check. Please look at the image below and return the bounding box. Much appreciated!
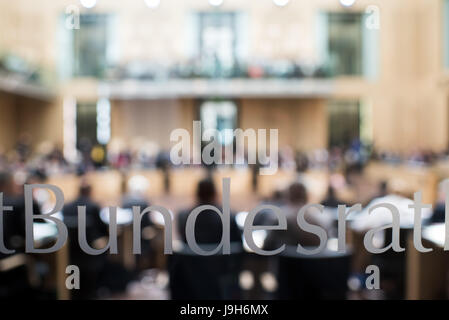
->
[62,183,107,243]
[431,202,445,223]
[431,181,448,224]
[264,182,332,250]
[378,181,388,198]
[0,172,25,255]
[121,176,154,269]
[62,182,108,299]
[171,179,243,300]
[177,179,241,245]
[321,186,341,208]
[0,171,38,298]
[0,171,42,255]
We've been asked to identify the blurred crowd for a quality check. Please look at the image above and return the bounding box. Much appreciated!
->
[4,133,447,181]
[1,133,449,300]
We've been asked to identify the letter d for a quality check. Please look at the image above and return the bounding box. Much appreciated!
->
[186,178,231,256]
[25,184,68,253]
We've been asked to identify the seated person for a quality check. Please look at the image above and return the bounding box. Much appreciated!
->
[321,186,341,208]
[62,182,108,299]
[121,175,154,269]
[62,182,107,243]
[0,171,42,255]
[0,171,36,298]
[431,179,449,224]
[264,182,333,250]
[0,172,25,255]
[177,179,241,245]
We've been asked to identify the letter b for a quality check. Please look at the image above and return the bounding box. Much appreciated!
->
[25,184,68,253]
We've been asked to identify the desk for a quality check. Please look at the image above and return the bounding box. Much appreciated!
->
[257,169,330,203]
[257,170,297,198]
[33,222,70,300]
[170,168,207,197]
[406,224,449,299]
[100,207,135,270]
[46,174,80,203]
[213,167,252,196]
[365,162,438,204]
[46,170,123,206]
[433,160,449,180]
[85,171,123,206]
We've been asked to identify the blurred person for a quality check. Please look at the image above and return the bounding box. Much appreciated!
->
[122,175,150,210]
[328,147,344,171]
[0,147,6,170]
[279,146,296,170]
[377,181,389,199]
[122,175,154,269]
[430,179,449,224]
[0,172,26,254]
[45,146,68,175]
[91,144,107,168]
[0,171,43,253]
[267,189,287,208]
[177,179,241,245]
[250,161,261,192]
[295,151,309,173]
[254,189,287,227]
[136,141,159,169]
[15,133,32,163]
[76,137,95,175]
[62,182,107,242]
[264,182,333,250]
[321,186,341,208]
[26,169,47,184]
[62,181,108,299]
[156,150,171,193]
[0,171,35,298]
[171,179,243,300]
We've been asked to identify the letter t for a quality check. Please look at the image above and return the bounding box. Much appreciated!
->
[0,192,14,254]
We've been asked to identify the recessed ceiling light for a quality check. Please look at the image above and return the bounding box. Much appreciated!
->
[144,0,161,9]
[273,0,290,7]
[79,0,97,9]
[340,0,356,7]
[209,0,224,7]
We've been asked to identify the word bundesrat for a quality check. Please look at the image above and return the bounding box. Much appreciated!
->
[0,179,446,256]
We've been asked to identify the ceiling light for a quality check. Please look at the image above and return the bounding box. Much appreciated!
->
[144,0,161,9]
[209,0,224,7]
[340,0,356,7]
[79,0,97,9]
[273,0,290,7]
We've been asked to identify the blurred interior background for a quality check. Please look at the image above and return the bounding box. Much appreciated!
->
[1,0,449,300]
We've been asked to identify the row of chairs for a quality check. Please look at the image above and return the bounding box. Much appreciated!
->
[168,244,352,300]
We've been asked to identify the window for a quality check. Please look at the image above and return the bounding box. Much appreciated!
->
[186,11,247,77]
[76,102,98,150]
[328,13,363,76]
[197,12,238,77]
[200,100,238,146]
[60,13,117,78]
[328,100,361,148]
[76,99,111,151]
[317,11,379,78]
